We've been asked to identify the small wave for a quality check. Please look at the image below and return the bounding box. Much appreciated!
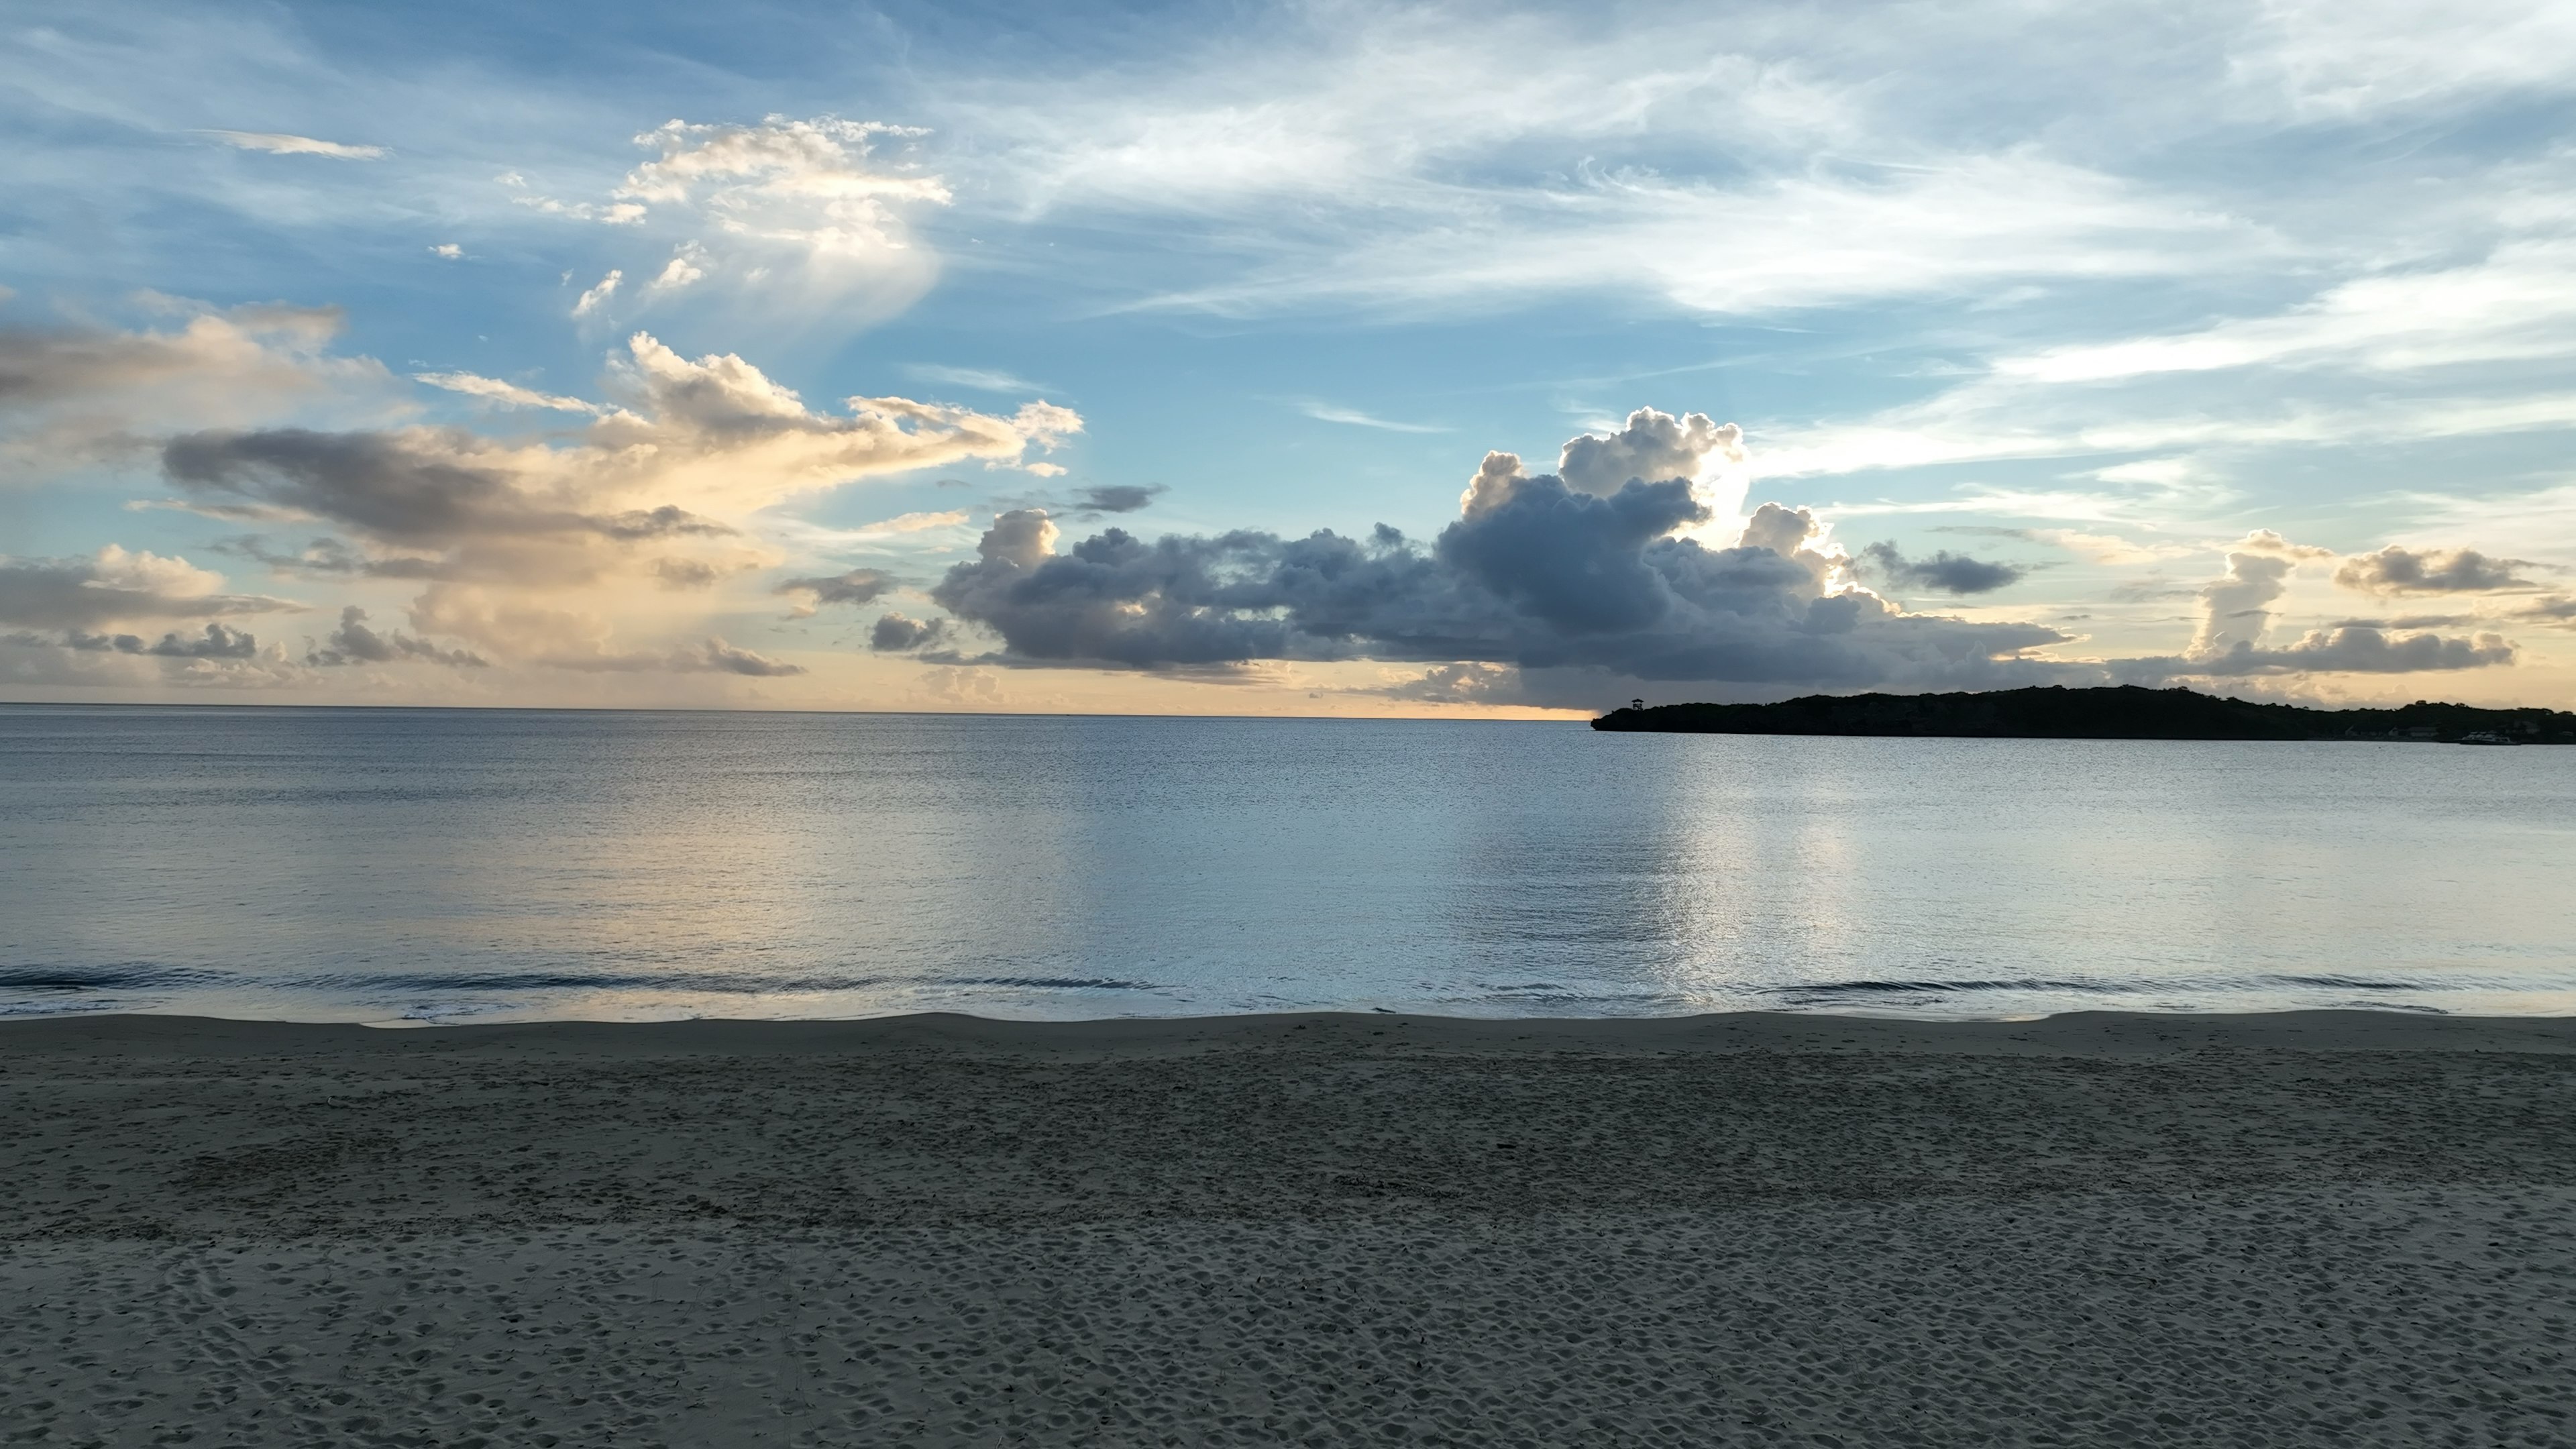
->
[2266,975,2428,992]
[1767,978,2141,998]
[0,964,234,992]
[955,976,1163,991]
[305,970,896,996]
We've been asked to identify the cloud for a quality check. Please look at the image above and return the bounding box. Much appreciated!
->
[906,364,1051,394]
[572,270,623,317]
[305,606,486,667]
[687,638,802,676]
[0,546,299,630]
[775,568,896,616]
[162,334,1074,581]
[1075,484,1164,515]
[1857,543,2025,594]
[649,557,721,590]
[2019,528,2201,566]
[68,622,262,659]
[2123,627,2516,679]
[429,244,464,260]
[2334,545,2538,594]
[510,116,953,325]
[958,5,2250,321]
[0,305,386,467]
[870,612,946,651]
[650,243,708,292]
[1998,242,2576,384]
[1297,402,1449,433]
[2192,549,2296,656]
[414,371,602,413]
[115,332,1076,675]
[1556,409,1745,496]
[924,420,2068,697]
[201,130,385,160]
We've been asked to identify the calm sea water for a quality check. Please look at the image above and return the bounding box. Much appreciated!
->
[3,703,2572,1023]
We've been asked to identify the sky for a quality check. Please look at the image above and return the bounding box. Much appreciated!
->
[5,0,2576,716]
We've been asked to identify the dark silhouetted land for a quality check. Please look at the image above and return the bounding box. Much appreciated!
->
[1593,684,2576,741]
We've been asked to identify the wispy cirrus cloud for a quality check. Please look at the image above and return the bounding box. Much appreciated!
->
[1293,400,1449,433]
[199,129,384,159]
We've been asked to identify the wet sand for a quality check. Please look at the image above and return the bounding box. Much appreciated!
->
[3,1009,2573,1446]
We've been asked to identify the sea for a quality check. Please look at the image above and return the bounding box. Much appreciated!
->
[3,703,2571,1024]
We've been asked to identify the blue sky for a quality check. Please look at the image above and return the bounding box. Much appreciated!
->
[5,0,2575,712]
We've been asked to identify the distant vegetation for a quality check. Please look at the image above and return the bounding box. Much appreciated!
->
[1592,685,2576,743]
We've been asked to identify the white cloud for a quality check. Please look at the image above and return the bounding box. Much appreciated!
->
[413,371,602,414]
[201,129,386,159]
[571,269,622,317]
[2237,0,2576,118]
[429,243,463,260]
[1999,241,2576,383]
[905,364,1052,394]
[649,241,708,291]
[1296,401,1449,433]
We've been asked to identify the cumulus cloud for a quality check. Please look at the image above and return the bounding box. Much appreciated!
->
[0,546,299,630]
[2188,531,2334,656]
[2112,529,2519,681]
[924,423,2066,699]
[775,568,897,616]
[2334,545,2538,594]
[201,130,384,159]
[305,606,486,667]
[650,243,709,292]
[2124,627,2516,679]
[430,244,464,260]
[1556,409,1745,496]
[1857,543,2025,594]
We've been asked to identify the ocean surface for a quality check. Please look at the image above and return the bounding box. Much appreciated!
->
[3,703,2572,1024]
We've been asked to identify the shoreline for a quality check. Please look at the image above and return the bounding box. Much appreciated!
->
[8,1004,2576,1056]
[9,1006,2573,1444]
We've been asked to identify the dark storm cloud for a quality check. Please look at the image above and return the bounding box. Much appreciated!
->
[306,606,487,668]
[926,470,2068,690]
[869,612,947,651]
[2333,545,2536,594]
[1858,543,2025,594]
[775,568,898,616]
[218,535,456,581]
[161,429,729,549]
[1075,484,1165,515]
[66,623,262,659]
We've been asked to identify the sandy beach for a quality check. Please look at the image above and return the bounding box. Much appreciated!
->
[3,1009,2572,1446]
